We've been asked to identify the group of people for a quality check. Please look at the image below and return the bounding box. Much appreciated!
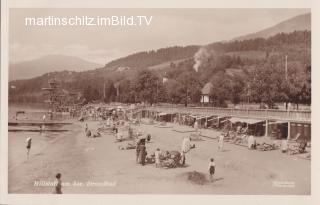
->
[281,138,308,154]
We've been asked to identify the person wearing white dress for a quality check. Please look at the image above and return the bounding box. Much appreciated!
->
[154,148,161,168]
[181,137,191,153]
[218,134,224,151]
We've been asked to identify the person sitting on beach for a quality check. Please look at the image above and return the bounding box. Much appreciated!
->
[236,125,242,134]
[26,137,32,159]
[208,158,216,182]
[116,131,123,142]
[54,173,62,194]
[241,127,248,134]
[93,130,101,138]
[112,124,117,132]
[299,139,308,153]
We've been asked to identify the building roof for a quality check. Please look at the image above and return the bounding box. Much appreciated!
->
[201,82,213,95]
[228,117,265,124]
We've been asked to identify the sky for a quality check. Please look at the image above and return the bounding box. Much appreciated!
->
[9,8,310,65]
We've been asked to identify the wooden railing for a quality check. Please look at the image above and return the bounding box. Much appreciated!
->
[142,106,311,122]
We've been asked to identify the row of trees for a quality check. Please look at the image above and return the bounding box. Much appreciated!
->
[83,55,311,109]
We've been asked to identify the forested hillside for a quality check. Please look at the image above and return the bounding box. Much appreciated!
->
[103,46,199,70]
[9,31,311,108]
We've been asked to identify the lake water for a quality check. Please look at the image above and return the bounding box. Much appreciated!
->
[8,104,73,170]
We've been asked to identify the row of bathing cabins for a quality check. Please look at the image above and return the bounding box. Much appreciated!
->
[135,82,311,142]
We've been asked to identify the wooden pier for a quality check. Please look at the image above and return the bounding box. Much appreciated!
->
[8,121,72,126]
[140,106,311,140]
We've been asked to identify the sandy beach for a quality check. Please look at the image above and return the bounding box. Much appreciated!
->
[8,120,310,194]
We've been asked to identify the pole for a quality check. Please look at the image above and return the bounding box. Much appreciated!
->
[287,122,291,140]
[156,80,158,104]
[265,120,268,137]
[285,55,288,81]
[103,82,106,100]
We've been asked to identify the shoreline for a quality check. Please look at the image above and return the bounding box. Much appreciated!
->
[8,119,311,194]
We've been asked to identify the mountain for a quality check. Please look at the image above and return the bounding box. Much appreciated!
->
[102,46,199,70]
[234,13,311,41]
[9,55,103,81]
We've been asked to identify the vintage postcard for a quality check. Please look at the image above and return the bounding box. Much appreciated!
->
[1,0,319,205]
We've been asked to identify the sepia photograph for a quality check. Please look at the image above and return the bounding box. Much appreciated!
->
[4,7,313,197]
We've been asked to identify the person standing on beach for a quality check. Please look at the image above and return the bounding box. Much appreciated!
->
[281,139,288,153]
[155,148,161,168]
[208,158,216,182]
[85,123,88,133]
[194,120,199,133]
[136,139,141,163]
[139,144,147,166]
[181,137,191,153]
[218,134,224,151]
[26,137,32,159]
[181,151,186,165]
[54,173,63,194]
[248,134,256,149]
[42,114,46,122]
[128,125,133,139]
[86,129,91,138]
[41,124,45,132]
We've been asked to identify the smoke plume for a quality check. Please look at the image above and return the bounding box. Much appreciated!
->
[193,46,214,72]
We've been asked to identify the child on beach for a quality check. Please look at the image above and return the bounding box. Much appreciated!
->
[54,173,62,194]
[154,148,161,168]
[208,158,216,182]
[26,137,32,159]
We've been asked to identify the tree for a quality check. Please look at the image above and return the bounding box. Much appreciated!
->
[165,79,182,104]
[209,71,230,107]
[228,74,246,106]
[104,81,117,103]
[134,69,159,104]
[176,70,202,106]
[248,57,282,108]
